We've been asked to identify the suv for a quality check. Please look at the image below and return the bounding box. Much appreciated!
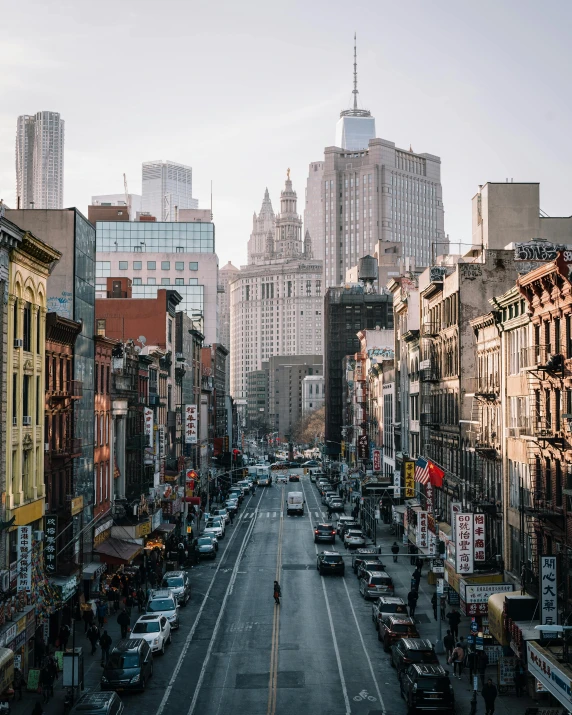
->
[316,551,345,576]
[101,638,153,692]
[371,596,408,630]
[130,614,171,654]
[70,692,124,715]
[391,638,439,679]
[314,523,336,543]
[161,570,191,606]
[146,589,180,629]
[378,615,419,651]
[340,516,359,537]
[352,549,382,574]
[358,570,394,599]
[357,560,388,581]
[288,473,300,482]
[400,664,455,713]
[344,529,366,549]
[329,498,345,513]
[339,520,361,539]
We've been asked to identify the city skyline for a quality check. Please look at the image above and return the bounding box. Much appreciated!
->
[1,1,572,269]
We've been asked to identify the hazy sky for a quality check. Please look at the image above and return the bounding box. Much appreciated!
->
[1,0,571,268]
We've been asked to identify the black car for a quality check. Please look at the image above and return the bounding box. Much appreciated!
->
[351,549,382,574]
[101,639,153,692]
[400,664,455,714]
[314,523,336,543]
[316,551,345,576]
[70,692,124,715]
[392,638,439,679]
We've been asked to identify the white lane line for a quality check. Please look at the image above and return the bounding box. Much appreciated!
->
[187,506,259,715]
[272,512,276,518]
[301,480,351,715]
[266,511,270,518]
[154,489,264,715]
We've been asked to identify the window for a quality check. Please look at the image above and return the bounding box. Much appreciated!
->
[23,302,31,351]
[161,278,170,285]
[175,278,184,285]
[12,374,16,421]
[96,319,106,336]
[168,320,173,343]
[23,374,30,419]
[119,261,128,270]
[175,262,184,271]
[96,261,111,277]
[189,278,198,285]
[189,262,198,271]
[148,278,156,285]
[133,278,142,285]
[133,261,142,270]
[161,261,170,270]
[147,261,156,270]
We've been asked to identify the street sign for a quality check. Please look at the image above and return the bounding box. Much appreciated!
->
[436,578,444,596]
[470,619,478,633]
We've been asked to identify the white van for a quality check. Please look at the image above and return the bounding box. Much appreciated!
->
[287,491,304,516]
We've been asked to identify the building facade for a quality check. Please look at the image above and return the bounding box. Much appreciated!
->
[94,335,115,521]
[302,375,325,415]
[16,111,65,210]
[142,160,198,221]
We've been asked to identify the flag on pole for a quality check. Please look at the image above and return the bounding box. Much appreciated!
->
[415,456,430,484]
[428,460,445,488]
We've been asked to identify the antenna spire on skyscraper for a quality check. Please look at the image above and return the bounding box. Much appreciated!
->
[353,32,358,111]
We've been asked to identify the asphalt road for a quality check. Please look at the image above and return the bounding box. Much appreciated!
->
[120,476,407,715]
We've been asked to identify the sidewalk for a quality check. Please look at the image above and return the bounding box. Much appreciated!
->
[374,521,538,715]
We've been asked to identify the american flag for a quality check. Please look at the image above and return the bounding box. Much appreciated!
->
[415,456,430,484]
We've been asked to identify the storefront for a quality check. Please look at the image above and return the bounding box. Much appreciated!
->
[47,574,80,646]
[527,641,572,710]
[95,538,143,567]
[82,562,108,600]
[0,605,35,676]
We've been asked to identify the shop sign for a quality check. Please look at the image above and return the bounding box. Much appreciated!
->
[151,509,163,531]
[541,556,558,628]
[94,529,111,547]
[527,641,572,709]
[393,470,401,499]
[416,511,428,548]
[460,582,514,604]
[404,461,415,498]
[185,405,198,444]
[95,519,113,537]
[144,407,154,449]
[44,515,57,575]
[461,600,489,616]
[454,514,474,575]
[451,502,462,541]
[13,630,26,650]
[431,558,445,574]
[17,527,32,592]
[54,576,77,603]
[159,425,166,457]
[357,435,368,460]
[373,450,381,472]
[135,520,151,538]
[474,513,485,561]
[70,496,83,516]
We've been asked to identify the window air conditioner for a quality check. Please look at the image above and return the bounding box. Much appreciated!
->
[23,416,32,426]
[13,339,23,348]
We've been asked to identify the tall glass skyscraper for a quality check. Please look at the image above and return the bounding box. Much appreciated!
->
[141,160,199,221]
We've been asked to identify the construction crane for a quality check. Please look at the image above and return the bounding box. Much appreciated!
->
[123,173,131,219]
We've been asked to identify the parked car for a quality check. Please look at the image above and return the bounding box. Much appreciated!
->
[211,508,230,524]
[161,570,191,606]
[303,460,320,467]
[70,691,124,715]
[228,489,243,504]
[225,500,238,515]
[378,615,419,651]
[329,498,345,513]
[371,596,408,630]
[208,515,226,534]
[358,570,395,599]
[314,523,336,544]
[339,516,359,537]
[146,589,180,630]
[357,560,388,581]
[391,638,439,679]
[318,483,334,496]
[196,536,217,558]
[288,473,300,482]
[130,615,171,654]
[322,491,338,505]
[316,551,345,576]
[101,639,153,692]
[339,520,361,540]
[344,530,366,549]
[352,550,383,574]
[400,664,455,714]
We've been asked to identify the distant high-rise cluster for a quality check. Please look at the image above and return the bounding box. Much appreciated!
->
[16,111,65,209]
[141,160,198,221]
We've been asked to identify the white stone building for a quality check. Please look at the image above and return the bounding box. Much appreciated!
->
[302,375,325,415]
[230,174,323,399]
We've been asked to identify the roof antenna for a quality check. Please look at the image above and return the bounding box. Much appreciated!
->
[210,180,213,220]
[353,32,358,111]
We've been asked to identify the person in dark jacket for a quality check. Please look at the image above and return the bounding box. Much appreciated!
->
[117,610,130,639]
[467,648,478,681]
[273,581,281,605]
[481,678,498,715]
[100,630,112,666]
[13,667,25,700]
[59,623,71,651]
[40,665,55,703]
[407,589,419,618]
[431,592,438,620]
[34,635,46,668]
[96,600,107,628]
[446,607,461,639]
[478,649,489,685]
[87,623,100,655]
[412,568,421,590]
[391,542,400,562]
[443,629,455,661]
[82,606,94,633]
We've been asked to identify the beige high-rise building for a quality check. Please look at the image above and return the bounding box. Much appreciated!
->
[230,174,323,399]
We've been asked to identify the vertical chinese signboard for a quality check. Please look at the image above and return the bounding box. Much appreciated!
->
[455,513,474,575]
[143,407,154,448]
[416,511,428,548]
[17,526,32,592]
[393,470,401,499]
[44,516,57,575]
[185,404,198,444]
[357,434,368,460]
[373,450,381,472]
[474,513,485,561]
[451,502,462,542]
[540,555,558,627]
[404,460,415,498]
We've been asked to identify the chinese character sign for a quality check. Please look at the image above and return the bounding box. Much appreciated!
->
[404,461,415,498]
[451,502,462,542]
[541,555,558,627]
[416,511,428,548]
[393,470,401,499]
[373,450,381,472]
[44,516,57,575]
[455,513,474,575]
[143,408,154,448]
[185,404,198,445]
[474,514,485,561]
[17,526,32,592]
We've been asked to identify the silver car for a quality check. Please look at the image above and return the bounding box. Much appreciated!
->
[344,529,366,549]
[359,571,395,599]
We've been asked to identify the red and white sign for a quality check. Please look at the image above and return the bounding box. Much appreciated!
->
[185,404,198,444]
[455,513,474,575]
[416,511,428,548]
[474,513,485,561]
[144,407,154,448]
[373,450,381,472]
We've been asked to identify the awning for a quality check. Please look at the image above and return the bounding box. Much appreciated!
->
[156,523,175,533]
[527,641,572,710]
[82,561,108,579]
[95,537,143,565]
[438,521,453,537]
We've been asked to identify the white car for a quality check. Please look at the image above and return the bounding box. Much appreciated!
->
[206,517,226,537]
[203,525,224,541]
[211,508,230,524]
[276,475,288,485]
[344,529,366,549]
[130,614,171,654]
[146,589,180,630]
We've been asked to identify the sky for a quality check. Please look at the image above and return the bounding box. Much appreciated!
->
[1,0,572,269]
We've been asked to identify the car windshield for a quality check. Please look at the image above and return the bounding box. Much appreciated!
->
[198,538,212,546]
[371,576,391,585]
[392,623,414,634]
[323,556,342,563]
[409,651,437,663]
[385,604,407,614]
[148,599,175,612]
[133,621,160,633]
[348,531,363,537]
[163,577,184,588]
[364,563,384,571]
[107,653,139,669]
[417,678,449,691]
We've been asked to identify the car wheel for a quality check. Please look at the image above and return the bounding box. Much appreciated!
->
[167,633,172,645]
[161,640,165,655]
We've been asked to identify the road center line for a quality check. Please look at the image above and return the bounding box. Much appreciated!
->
[267,487,285,715]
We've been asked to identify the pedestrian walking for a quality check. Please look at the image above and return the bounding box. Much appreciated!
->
[273,581,281,605]
[407,589,419,619]
[46,655,58,682]
[87,623,100,655]
[34,635,46,668]
[412,567,421,591]
[481,678,498,715]
[478,649,489,685]
[229,510,234,525]
[40,665,54,703]
[415,557,423,572]
[440,594,447,621]
[443,630,455,661]
[136,587,146,613]
[446,607,461,640]
[117,609,130,639]
[450,643,465,679]
[82,605,94,633]
[96,600,107,628]
[13,667,25,700]
[125,591,135,617]
[391,542,400,563]
[467,648,478,682]
[100,630,112,666]
[514,659,526,696]
[431,592,438,621]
